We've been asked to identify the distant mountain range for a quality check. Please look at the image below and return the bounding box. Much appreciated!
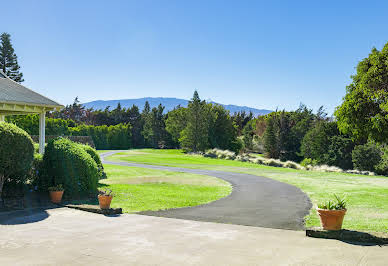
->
[82,97,273,116]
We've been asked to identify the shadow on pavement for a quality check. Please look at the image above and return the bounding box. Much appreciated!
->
[0,207,53,225]
[307,229,388,246]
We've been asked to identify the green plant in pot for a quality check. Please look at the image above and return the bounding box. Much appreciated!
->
[48,184,64,204]
[317,194,347,230]
[98,189,114,209]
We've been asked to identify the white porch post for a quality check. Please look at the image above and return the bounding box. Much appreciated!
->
[39,111,45,154]
[0,115,4,122]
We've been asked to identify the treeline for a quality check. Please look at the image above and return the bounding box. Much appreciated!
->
[7,92,245,151]
[242,42,388,175]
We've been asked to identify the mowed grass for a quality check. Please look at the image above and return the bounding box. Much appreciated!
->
[99,164,231,213]
[106,149,388,232]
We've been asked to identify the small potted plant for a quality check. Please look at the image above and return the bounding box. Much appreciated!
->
[317,194,347,230]
[98,189,114,209]
[48,184,64,204]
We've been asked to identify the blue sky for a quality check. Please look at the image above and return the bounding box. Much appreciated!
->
[2,0,388,114]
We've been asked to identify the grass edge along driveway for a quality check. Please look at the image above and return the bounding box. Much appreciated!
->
[105,149,388,232]
[100,164,231,213]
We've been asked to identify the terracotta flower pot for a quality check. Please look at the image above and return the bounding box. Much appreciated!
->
[49,191,64,204]
[317,208,347,230]
[98,195,113,209]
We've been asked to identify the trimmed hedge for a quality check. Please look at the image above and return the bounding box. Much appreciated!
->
[0,123,34,198]
[39,138,99,197]
[69,123,132,150]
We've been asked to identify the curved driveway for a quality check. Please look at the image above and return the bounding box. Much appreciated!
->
[101,151,312,230]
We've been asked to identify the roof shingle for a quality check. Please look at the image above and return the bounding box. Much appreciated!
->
[0,70,62,107]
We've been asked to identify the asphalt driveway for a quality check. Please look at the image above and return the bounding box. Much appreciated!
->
[101,151,312,230]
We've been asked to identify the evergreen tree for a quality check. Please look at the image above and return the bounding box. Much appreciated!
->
[126,105,144,147]
[179,91,209,152]
[141,101,153,147]
[264,116,278,158]
[0,33,24,82]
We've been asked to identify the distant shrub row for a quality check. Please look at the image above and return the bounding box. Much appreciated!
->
[7,115,132,150]
[69,124,132,150]
[203,148,377,176]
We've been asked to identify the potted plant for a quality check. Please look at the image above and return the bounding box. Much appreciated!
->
[317,194,347,230]
[98,189,114,209]
[48,184,64,204]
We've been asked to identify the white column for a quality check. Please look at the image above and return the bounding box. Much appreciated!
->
[0,115,4,122]
[39,112,45,154]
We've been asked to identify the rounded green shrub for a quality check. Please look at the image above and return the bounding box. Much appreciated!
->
[78,144,106,179]
[0,122,34,198]
[352,143,381,172]
[40,138,99,197]
[79,144,102,168]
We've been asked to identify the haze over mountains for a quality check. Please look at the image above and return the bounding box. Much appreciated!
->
[82,97,273,116]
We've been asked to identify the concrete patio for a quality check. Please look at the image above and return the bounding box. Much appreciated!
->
[0,208,387,265]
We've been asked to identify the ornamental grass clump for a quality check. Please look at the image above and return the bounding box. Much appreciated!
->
[264,159,284,167]
[318,194,347,210]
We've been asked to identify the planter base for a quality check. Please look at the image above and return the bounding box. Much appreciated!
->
[64,204,122,215]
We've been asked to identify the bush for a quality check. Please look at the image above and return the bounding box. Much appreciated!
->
[79,144,102,168]
[324,136,354,170]
[39,138,99,197]
[0,123,34,199]
[375,146,388,176]
[352,143,381,171]
[30,153,43,185]
[79,144,106,179]
[300,158,318,168]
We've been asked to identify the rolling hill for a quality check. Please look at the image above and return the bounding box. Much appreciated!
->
[82,97,272,116]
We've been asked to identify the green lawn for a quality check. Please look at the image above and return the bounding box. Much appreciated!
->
[99,164,231,213]
[105,149,388,232]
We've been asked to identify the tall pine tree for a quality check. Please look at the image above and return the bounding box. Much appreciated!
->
[0,33,24,82]
[179,91,209,152]
[141,101,153,147]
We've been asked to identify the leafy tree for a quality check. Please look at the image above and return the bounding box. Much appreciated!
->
[352,143,382,171]
[179,91,209,152]
[165,106,187,146]
[0,33,24,82]
[376,146,388,175]
[335,43,388,143]
[208,104,240,152]
[325,135,354,170]
[300,122,335,163]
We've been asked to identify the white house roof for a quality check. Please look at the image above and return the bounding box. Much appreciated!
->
[0,70,63,112]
